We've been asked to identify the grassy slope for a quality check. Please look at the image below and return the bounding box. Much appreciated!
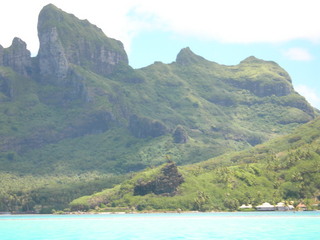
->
[72,117,320,212]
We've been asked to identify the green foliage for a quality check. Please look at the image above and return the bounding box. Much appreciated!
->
[0,6,318,212]
[193,191,211,211]
[74,117,320,212]
[1,45,316,177]
[0,172,126,212]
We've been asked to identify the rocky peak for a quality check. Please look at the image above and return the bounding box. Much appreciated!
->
[37,4,128,83]
[176,47,207,65]
[134,162,184,196]
[0,38,32,77]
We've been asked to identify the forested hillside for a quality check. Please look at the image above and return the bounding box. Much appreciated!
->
[0,4,318,213]
[72,117,320,212]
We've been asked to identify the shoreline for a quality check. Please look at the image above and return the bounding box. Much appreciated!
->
[2,209,318,216]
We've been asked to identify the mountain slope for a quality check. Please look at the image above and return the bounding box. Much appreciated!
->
[72,117,320,212]
[0,5,317,174]
[0,4,318,212]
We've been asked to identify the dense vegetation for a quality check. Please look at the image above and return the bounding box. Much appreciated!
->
[0,172,127,213]
[71,117,320,212]
[0,4,318,212]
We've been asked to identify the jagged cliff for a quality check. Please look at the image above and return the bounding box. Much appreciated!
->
[0,4,317,176]
[0,38,32,77]
[37,4,128,83]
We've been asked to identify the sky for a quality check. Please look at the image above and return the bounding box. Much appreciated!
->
[0,0,319,109]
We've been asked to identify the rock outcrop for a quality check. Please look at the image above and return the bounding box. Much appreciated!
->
[230,78,293,97]
[0,38,32,77]
[37,25,69,82]
[134,162,184,196]
[129,114,168,138]
[173,125,188,143]
[37,4,128,83]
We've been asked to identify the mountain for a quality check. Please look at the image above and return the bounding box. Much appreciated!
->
[37,4,128,82]
[0,4,318,212]
[71,117,320,212]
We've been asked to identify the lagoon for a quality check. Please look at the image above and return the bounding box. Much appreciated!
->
[1,212,319,240]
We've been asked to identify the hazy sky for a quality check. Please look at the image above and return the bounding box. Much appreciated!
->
[0,0,319,109]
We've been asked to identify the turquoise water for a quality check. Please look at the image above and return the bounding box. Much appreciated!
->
[1,212,319,239]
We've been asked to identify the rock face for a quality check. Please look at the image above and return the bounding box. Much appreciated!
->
[134,162,184,196]
[0,38,32,77]
[173,125,188,143]
[227,76,293,97]
[129,114,168,138]
[37,26,69,82]
[37,4,128,83]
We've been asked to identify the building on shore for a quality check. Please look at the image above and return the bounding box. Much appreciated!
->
[239,204,253,210]
[275,202,294,211]
[296,203,307,211]
[256,202,275,211]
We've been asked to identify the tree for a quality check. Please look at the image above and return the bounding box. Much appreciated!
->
[193,191,210,211]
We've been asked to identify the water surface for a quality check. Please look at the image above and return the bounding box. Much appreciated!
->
[0,212,319,239]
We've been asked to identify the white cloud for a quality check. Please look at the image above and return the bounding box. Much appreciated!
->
[0,0,320,54]
[0,0,139,54]
[296,85,320,109]
[1,0,320,55]
[284,48,313,61]
[129,0,320,43]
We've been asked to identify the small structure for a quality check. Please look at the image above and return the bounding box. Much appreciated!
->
[276,202,294,211]
[239,204,253,209]
[256,202,275,211]
[296,203,307,211]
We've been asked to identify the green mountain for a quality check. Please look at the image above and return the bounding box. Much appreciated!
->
[0,4,318,212]
[71,117,320,212]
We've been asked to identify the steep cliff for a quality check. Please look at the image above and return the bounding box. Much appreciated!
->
[37,4,128,83]
[0,38,32,77]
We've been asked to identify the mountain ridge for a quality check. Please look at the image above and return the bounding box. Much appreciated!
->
[71,116,320,212]
[0,4,318,212]
[0,4,316,173]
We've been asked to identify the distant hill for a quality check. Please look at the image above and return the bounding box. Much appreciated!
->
[71,117,320,212]
[0,4,318,212]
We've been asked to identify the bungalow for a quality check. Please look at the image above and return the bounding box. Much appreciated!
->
[256,202,275,211]
[239,204,253,209]
[276,202,294,211]
[296,203,307,211]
